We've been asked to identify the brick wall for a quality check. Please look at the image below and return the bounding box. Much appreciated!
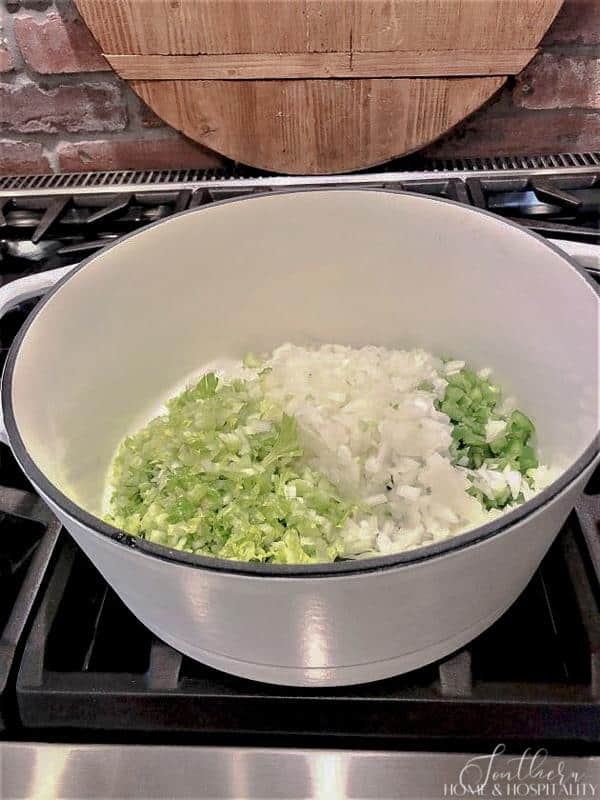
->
[0,0,598,175]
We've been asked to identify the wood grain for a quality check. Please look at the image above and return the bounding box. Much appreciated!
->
[130,77,506,174]
[74,0,564,173]
[75,0,564,55]
[108,49,537,80]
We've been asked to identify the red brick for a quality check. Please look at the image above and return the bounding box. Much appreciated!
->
[422,109,600,158]
[6,0,52,10]
[57,135,226,172]
[0,82,127,133]
[515,53,600,110]
[0,48,14,73]
[14,12,108,73]
[543,0,600,46]
[0,140,50,175]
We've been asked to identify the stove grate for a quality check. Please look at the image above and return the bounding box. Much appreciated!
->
[0,486,60,731]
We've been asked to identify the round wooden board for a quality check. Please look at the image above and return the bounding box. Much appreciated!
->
[74,0,564,175]
[130,77,506,174]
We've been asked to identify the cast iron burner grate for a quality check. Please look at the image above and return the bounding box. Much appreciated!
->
[0,445,61,731]
[467,174,600,245]
[1,172,597,289]
[14,478,600,748]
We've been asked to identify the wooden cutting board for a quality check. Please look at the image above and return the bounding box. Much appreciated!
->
[74,0,564,174]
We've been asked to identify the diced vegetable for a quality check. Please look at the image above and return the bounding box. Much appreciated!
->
[105,373,354,563]
[437,368,538,509]
[105,346,549,563]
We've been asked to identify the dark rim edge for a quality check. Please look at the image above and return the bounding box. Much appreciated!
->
[2,187,599,578]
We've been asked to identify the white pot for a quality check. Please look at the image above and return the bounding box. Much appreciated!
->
[1,190,598,685]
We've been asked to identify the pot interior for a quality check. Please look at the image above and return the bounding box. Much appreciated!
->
[7,190,599,519]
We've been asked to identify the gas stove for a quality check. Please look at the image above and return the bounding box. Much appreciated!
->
[0,154,599,799]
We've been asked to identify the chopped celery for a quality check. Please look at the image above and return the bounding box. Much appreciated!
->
[105,373,354,563]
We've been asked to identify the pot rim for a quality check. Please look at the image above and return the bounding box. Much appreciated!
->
[3,188,599,578]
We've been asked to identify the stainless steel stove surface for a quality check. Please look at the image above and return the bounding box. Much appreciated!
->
[0,154,599,798]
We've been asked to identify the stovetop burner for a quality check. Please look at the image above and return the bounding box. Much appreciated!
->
[0,447,60,732]
[1,156,598,283]
[468,175,600,244]
[0,157,598,758]
[0,192,200,278]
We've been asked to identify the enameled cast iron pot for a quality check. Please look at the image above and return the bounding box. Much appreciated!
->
[1,190,598,686]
